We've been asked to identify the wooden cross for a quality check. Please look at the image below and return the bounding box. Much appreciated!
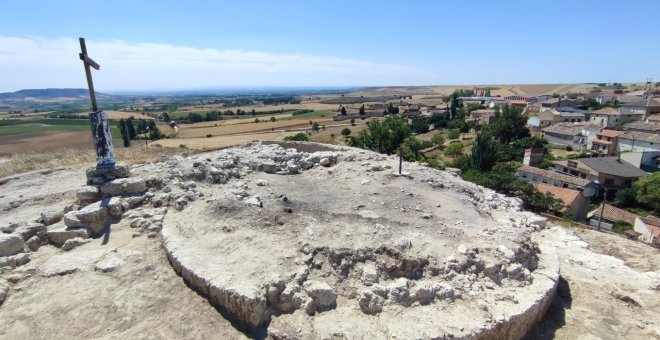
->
[79,37,100,112]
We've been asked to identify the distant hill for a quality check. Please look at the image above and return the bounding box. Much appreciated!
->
[0,88,109,100]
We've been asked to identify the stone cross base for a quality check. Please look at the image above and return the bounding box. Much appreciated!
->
[86,162,130,185]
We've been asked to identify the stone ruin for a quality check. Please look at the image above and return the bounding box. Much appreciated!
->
[0,141,559,339]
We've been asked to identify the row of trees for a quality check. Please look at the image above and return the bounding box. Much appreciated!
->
[117,117,163,147]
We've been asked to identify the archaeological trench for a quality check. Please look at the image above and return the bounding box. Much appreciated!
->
[1,142,561,339]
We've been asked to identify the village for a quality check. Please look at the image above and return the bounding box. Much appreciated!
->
[322,83,660,247]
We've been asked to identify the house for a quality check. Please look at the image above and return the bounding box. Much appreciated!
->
[469,109,496,125]
[536,183,590,221]
[633,216,660,246]
[587,204,638,231]
[539,98,578,112]
[624,121,660,134]
[516,165,590,189]
[542,123,587,149]
[553,157,648,191]
[620,97,660,119]
[618,131,660,153]
[537,95,553,102]
[590,129,623,156]
[508,100,528,109]
[533,109,586,129]
[590,107,622,128]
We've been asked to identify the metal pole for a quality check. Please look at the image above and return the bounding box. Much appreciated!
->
[597,186,608,231]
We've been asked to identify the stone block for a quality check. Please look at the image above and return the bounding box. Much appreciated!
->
[100,178,147,195]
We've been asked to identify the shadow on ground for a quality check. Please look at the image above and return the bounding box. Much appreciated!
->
[525,276,572,339]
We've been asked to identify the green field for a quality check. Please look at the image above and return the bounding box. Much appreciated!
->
[0,119,121,137]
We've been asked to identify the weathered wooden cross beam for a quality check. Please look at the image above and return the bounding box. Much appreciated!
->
[79,37,116,167]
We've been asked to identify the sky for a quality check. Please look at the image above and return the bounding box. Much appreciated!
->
[1,0,659,92]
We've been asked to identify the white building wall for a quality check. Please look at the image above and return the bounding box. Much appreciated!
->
[618,138,659,152]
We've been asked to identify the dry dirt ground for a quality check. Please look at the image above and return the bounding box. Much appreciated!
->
[0,144,658,339]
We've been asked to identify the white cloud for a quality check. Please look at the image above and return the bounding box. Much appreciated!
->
[0,36,425,92]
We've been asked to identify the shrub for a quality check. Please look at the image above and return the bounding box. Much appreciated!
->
[447,129,460,140]
[179,144,187,149]
[444,142,464,157]
[206,134,212,138]
[283,133,309,141]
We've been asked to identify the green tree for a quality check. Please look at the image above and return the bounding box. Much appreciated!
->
[359,104,366,115]
[118,119,130,147]
[410,117,430,134]
[401,137,431,161]
[341,127,351,138]
[431,134,445,147]
[312,122,320,132]
[340,106,347,115]
[487,105,530,144]
[270,116,277,122]
[350,118,356,126]
[633,173,660,213]
[162,112,172,123]
[469,133,499,171]
[447,129,460,140]
[348,115,411,155]
[444,142,464,157]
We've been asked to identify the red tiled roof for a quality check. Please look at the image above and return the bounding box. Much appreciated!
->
[593,107,621,116]
[535,183,580,212]
[598,129,624,138]
[588,204,638,225]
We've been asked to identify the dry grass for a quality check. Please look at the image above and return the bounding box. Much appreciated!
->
[0,146,185,179]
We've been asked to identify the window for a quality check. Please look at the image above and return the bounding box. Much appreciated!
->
[580,173,586,178]
[522,173,527,178]
[624,180,632,186]
[532,176,538,181]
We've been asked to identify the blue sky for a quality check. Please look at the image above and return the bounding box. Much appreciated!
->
[1,0,659,92]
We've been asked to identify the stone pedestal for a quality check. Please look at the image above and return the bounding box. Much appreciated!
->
[86,162,130,185]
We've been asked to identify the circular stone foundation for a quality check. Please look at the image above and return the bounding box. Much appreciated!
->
[161,142,559,339]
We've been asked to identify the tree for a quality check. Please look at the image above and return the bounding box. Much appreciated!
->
[162,112,172,123]
[447,129,460,140]
[431,134,445,147]
[450,92,460,119]
[270,116,277,122]
[359,104,366,115]
[487,105,530,144]
[350,118,356,126]
[469,133,499,171]
[401,137,430,161]
[341,128,351,138]
[340,106,347,115]
[312,122,320,132]
[118,119,130,147]
[347,115,411,155]
[633,172,660,213]
[444,142,464,157]
[410,117,430,134]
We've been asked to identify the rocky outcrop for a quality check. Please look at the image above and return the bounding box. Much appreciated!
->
[0,234,24,257]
